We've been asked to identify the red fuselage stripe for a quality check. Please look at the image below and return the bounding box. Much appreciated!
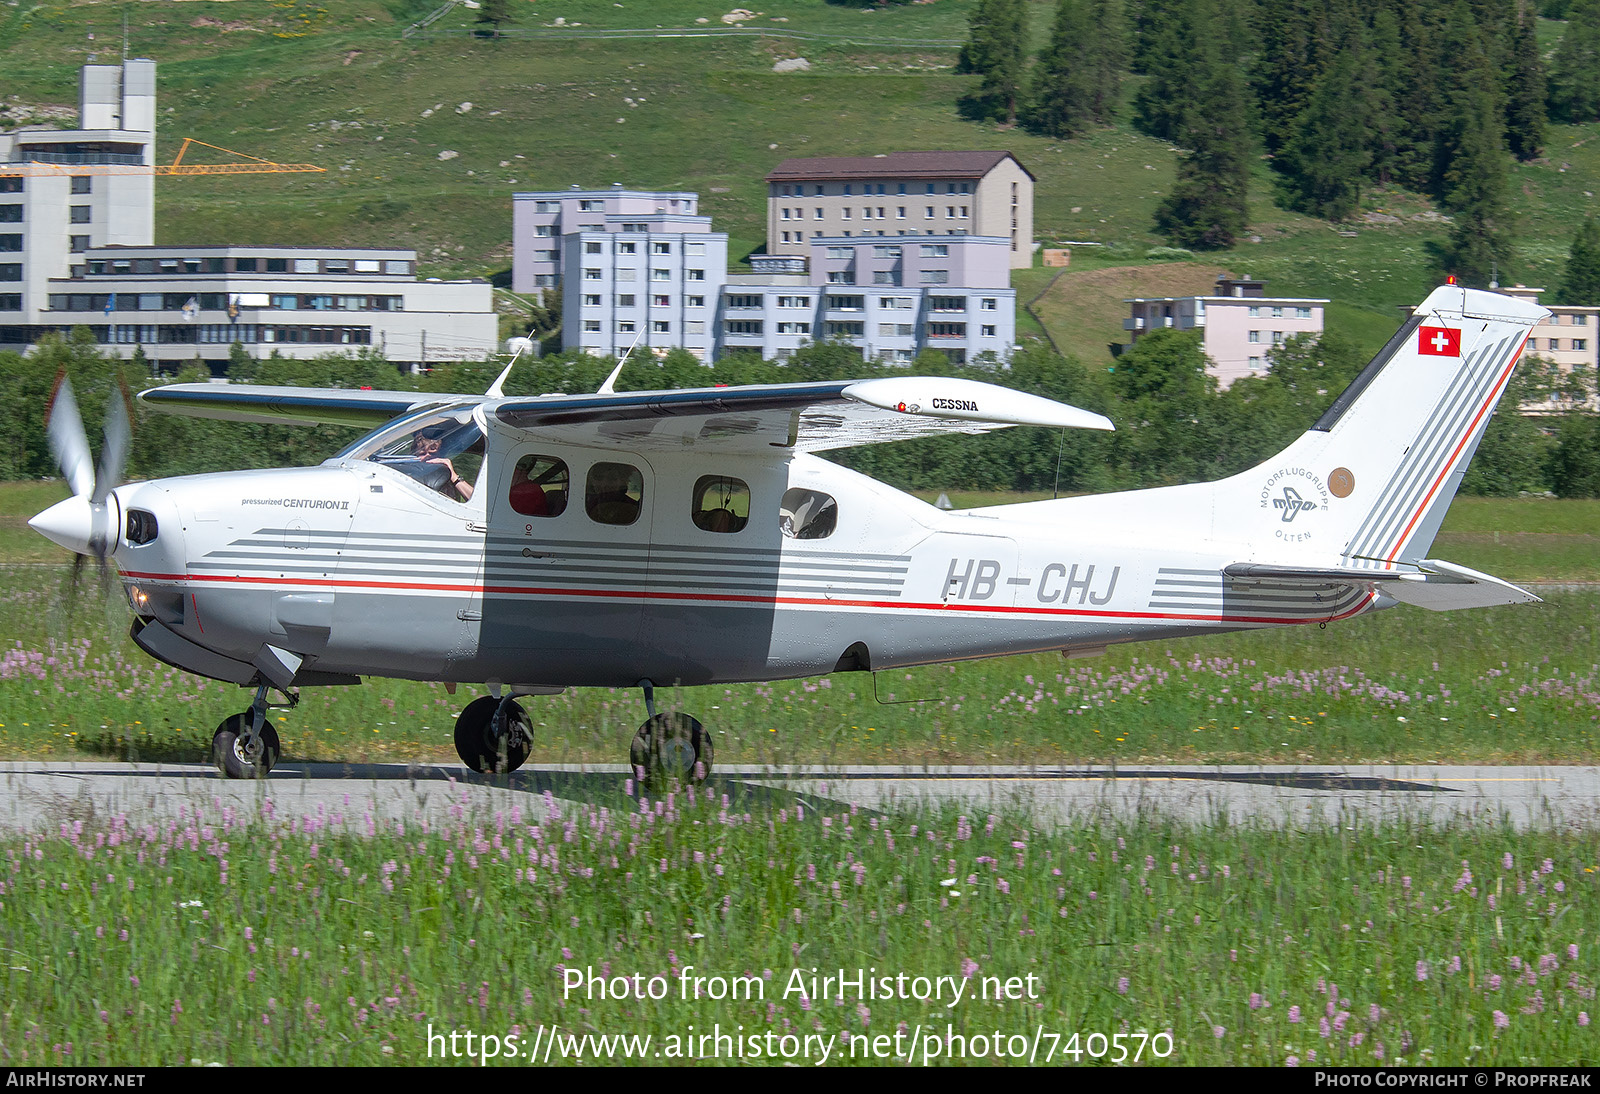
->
[119,569,1378,627]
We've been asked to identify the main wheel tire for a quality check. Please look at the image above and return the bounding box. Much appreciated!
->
[212,713,281,780]
[454,695,531,773]
[630,712,713,784]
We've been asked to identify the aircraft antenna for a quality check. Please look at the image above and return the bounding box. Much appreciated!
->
[597,325,646,395]
[486,336,534,399]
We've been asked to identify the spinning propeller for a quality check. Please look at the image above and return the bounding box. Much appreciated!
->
[28,373,133,606]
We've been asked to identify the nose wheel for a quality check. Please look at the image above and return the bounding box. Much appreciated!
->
[213,684,289,779]
[454,694,532,773]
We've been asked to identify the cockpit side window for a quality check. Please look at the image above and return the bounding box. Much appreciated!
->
[779,488,837,540]
[345,409,484,503]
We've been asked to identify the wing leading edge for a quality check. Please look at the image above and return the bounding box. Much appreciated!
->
[137,383,477,429]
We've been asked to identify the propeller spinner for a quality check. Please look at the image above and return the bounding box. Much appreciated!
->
[28,375,131,567]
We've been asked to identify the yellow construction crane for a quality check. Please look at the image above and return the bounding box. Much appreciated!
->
[0,138,325,177]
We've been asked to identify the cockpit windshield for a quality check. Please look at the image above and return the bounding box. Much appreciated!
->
[335,406,485,502]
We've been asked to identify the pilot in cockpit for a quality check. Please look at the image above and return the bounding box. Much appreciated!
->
[412,428,474,501]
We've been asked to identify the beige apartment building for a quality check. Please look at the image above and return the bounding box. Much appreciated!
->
[765,151,1035,269]
[1497,285,1598,409]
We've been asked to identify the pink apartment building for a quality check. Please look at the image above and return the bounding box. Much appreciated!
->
[1124,276,1329,388]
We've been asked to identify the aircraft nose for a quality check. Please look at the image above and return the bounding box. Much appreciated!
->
[28,495,97,556]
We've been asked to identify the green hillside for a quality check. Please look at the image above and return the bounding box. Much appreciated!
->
[3,0,1599,361]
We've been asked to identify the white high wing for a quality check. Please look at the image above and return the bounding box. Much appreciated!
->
[28,283,1545,780]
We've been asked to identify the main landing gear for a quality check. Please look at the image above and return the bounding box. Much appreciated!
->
[453,692,532,774]
[446,679,715,785]
[629,679,713,785]
[212,683,290,780]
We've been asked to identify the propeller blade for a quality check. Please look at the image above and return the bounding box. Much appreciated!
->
[46,374,95,499]
[93,380,132,506]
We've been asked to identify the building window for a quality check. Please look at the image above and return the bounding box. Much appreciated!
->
[0,235,19,252]
[925,207,935,219]
[534,201,559,213]
[651,268,670,281]
[653,320,670,333]
[617,294,636,307]
[920,244,949,257]
[981,298,997,310]
[1248,330,1261,343]
[583,319,601,333]
[981,324,996,337]
[1550,339,1562,351]
[873,271,899,285]
[1249,356,1262,369]
[583,294,601,307]
[534,225,553,237]
[1573,314,1588,326]
[827,271,855,284]
[827,295,864,311]
[578,199,603,211]
[781,208,791,221]
[1247,306,1260,317]
[585,241,603,254]
[0,205,21,223]
[919,270,950,284]
[1574,339,1588,351]
[776,322,810,335]
[1296,307,1312,318]
[70,206,91,224]
[0,294,20,310]
[897,207,906,219]
[928,322,967,338]
[880,297,911,310]
[777,296,810,308]
[1272,331,1285,345]
[652,241,671,254]
[685,320,705,334]
[725,320,764,335]
[873,245,902,258]
[1271,306,1284,318]
[687,269,705,281]
[0,179,20,194]
[584,268,602,280]
[930,296,965,312]
[652,294,670,307]
[826,321,863,338]
[841,208,852,221]
[618,321,636,334]
[70,176,92,194]
[0,264,21,282]
[826,247,852,259]
[616,242,637,255]
[728,294,762,309]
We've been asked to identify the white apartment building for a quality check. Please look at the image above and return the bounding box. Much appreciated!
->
[511,186,700,293]
[562,224,728,360]
[1124,276,1328,388]
[765,151,1035,269]
[1479,284,1598,412]
[2,60,497,371]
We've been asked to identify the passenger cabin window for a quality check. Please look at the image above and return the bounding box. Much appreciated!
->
[692,475,750,534]
[586,463,644,526]
[779,488,837,540]
[508,454,569,517]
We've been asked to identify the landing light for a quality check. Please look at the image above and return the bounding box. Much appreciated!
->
[128,585,149,611]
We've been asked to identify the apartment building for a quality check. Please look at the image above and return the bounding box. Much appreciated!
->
[1,59,156,327]
[1124,276,1328,388]
[511,186,700,293]
[1482,284,1598,411]
[34,245,496,370]
[764,151,1035,269]
[1,60,497,370]
[561,225,728,360]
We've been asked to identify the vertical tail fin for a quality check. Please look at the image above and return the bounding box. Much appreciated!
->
[1230,285,1545,569]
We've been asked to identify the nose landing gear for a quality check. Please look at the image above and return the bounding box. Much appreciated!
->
[212,683,290,779]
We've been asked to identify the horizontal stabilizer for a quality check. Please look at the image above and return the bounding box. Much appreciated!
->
[1380,558,1541,612]
[1222,559,1538,612]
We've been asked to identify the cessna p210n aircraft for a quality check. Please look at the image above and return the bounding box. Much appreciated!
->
[29,283,1545,780]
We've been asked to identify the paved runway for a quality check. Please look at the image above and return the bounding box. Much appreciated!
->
[2,760,1597,832]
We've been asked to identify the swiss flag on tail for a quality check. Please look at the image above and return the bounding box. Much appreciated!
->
[1418,325,1461,357]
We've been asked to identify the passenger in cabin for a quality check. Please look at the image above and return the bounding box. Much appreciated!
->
[508,465,549,516]
[586,462,642,525]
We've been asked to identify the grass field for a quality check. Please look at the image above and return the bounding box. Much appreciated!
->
[2,484,1595,768]
[1,799,1594,1066]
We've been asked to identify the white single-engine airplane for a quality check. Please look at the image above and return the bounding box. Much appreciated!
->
[29,283,1545,780]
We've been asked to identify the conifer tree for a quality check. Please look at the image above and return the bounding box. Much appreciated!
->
[1274,46,1372,221]
[1557,216,1600,304]
[1154,46,1251,249]
[957,0,1029,124]
[1435,2,1515,283]
[1025,0,1125,137]
[1132,0,1206,141]
[1504,1,1546,160]
[1549,0,1600,122]
[1251,0,1320,156]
